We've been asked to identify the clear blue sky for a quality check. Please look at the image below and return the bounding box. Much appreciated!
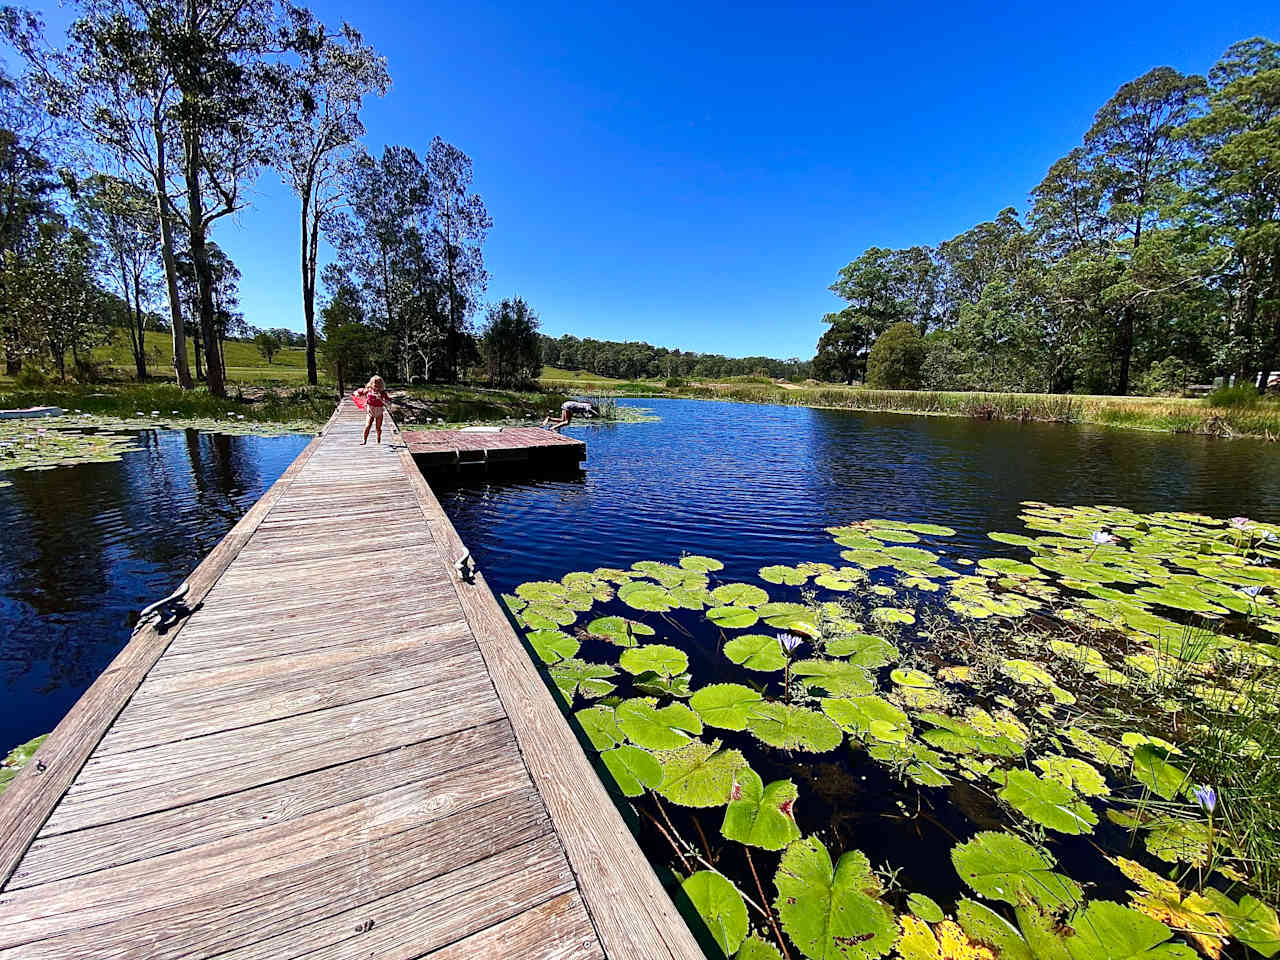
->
[23,0,1280,359]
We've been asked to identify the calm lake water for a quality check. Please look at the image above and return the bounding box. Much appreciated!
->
[437,398,1280,589]
[0,429,311,753]
[436,398,1280,922]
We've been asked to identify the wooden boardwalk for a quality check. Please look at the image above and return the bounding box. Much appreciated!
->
[0,400,702,959]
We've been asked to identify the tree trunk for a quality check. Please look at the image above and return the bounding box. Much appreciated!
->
[190,301,204,381]
[131,277,147,380]
[301,181,318,386]
[1116,304,1134,395]
[185,178,224,396]
[154,119,192,389]
[180,3,225,399]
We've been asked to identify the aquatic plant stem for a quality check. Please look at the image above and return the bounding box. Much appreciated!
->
[638,806,692,874]
[692,814,714,863]
[744,846,791,960]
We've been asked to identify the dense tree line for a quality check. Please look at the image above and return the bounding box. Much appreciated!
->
[817,37,1280,396]
[540,334,813,382]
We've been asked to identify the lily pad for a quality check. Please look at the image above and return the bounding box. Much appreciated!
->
[548,658,617,700]
[1064,900,1197,960]
[708,605,760,629]
[951,830,1082,911]
[720,767,801,850]
[760,564,807,585]
[587,615,655,646]
[680,554,724,572]
[821,695,910,743]
[724,633,788,671]
[773,837,897,960]
[746,703,843,753]
[690,683,765,731]
[792,659,874,697]
[600,744,662,797]
[615,697,702,749]
[997,769,1099,835]
[654,739,748,806]
[683,871,748,955]
[712,582,770,607]
[525,629,580,664]
[619,644,689,677]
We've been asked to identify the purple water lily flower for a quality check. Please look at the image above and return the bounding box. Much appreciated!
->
[1231,516,1252,530]
[1241,584,1264,599]
[776,633,804,655]
[1193,785,1217,815]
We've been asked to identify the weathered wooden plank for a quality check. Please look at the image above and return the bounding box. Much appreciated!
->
[1,791,553,960]
[0,766,537,946]
[426,891,605,960]
[0,406,341,888]
[14,720,516,888]
[394,440,705,960]
[148,611,471,675]
[95,639,478,755]
[209,834,577,960]
[43,671,503,835]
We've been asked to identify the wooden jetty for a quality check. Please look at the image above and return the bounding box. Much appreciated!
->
[0,399,701,959]
[403,426,586,470]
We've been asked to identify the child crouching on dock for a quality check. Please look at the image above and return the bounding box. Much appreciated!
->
[354,376,392,445]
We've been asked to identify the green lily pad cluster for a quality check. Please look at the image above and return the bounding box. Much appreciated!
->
[502,507,1280,960]
[0,412,316,476]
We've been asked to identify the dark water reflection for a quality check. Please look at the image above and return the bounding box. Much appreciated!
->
[438,398,1280,587]
[0,429,311,752]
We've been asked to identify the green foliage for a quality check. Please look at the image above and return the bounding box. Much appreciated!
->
[864,322,925,389]
[480,296,542,388]
[682,871,749,955]
[773,838,897,960]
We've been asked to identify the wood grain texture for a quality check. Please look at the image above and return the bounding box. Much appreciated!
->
[393,425,705,959]
[0,399,694,960]
[0,404,342,888]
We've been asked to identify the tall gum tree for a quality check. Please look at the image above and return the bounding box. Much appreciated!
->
[2,3,194,387]
[1083,66,1207,394]
[274,10,388,386]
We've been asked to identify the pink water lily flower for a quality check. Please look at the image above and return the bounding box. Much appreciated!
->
[1230,516,1252,530]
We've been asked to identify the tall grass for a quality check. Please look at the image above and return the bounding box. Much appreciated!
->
[0,382,334,424]
[630,381,1280,439]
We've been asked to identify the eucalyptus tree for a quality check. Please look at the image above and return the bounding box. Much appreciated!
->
[1183,38,1280,387]
[5,0,290,396]
[327,145,428,380]
[3,4,194,385]
[1083,66,1207,393]
[479,296,541,387]
[0,64,63,374]
[274,9,388,385]
[424,136,491,381]
[13,225,107,378]
[74,173,158,378]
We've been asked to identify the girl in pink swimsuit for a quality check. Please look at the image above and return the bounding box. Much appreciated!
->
[354,375,391,445]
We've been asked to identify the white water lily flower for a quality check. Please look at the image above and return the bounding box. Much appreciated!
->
[1090,530,1115,545]
[1230,516,1252,529]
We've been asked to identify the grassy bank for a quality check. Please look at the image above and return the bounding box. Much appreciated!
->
[542,368,1280,439]
[0,382,334,426]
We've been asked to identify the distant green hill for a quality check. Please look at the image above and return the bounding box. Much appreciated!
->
[94,329,314,384]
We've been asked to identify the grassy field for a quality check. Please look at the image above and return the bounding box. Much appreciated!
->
[541,367,1280,440]
[86,329,315,385]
